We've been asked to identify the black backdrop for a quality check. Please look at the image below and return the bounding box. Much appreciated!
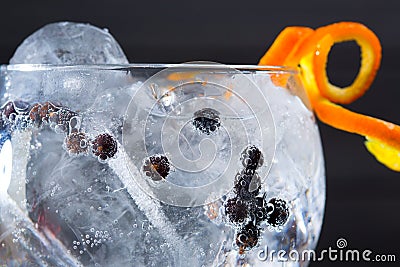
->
[0,1,399,266]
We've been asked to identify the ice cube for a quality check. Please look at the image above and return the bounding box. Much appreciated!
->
[5,22,130,105]
[10,22,128,64]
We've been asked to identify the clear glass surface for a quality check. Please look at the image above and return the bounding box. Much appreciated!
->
[0,63,325,266]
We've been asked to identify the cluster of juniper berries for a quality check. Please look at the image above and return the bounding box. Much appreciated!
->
[223,145,289,253]
[1,100,117,162]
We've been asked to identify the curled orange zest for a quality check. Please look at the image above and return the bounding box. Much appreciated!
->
[259,21,400,171]
[313,22,382,104]
[258,27,314,87]
[259,26,314,66]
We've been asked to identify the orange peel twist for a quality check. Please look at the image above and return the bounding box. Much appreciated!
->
[259,21,400,171]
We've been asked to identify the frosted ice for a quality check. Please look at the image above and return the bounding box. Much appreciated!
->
[10,22,128,64]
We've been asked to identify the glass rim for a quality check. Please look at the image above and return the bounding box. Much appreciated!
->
[0,63,298,74]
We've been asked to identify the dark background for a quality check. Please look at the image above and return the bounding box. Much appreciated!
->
[1,0,399,266]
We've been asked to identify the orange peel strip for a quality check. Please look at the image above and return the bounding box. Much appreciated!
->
[365,138,400,171]
[258,27,314,87]
[258,26,314,66]
[259,22,400,171]
[313,22,382,104]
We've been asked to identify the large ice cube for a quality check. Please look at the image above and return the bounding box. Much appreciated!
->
[5,22,133,127]
[10,22,128,64]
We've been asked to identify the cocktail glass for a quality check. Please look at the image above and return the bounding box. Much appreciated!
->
[0,63,325,266]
